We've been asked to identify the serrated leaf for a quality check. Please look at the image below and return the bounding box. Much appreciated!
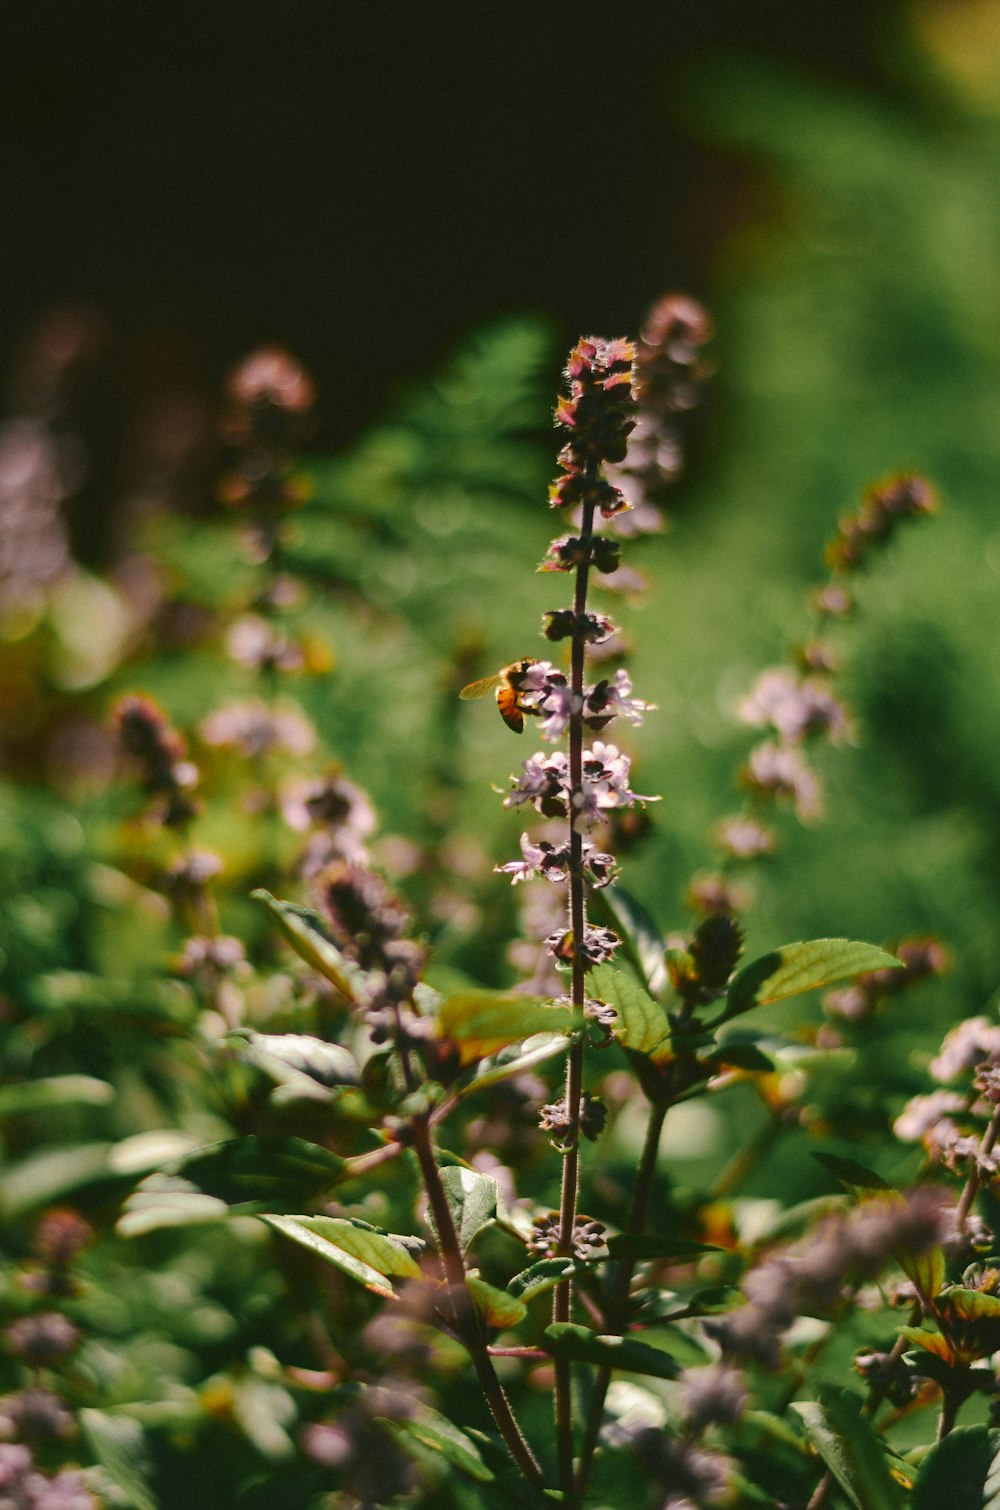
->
[251,889,366,1000]
[724,940,902,1021]
[437,992,574,1064]
[588,965,671,1061]
[230,1029,358,1101]
[466,1275,527,1330]
[438,1166,499,1252]
[899,1326,954,1362]
[605,1234,721,1262]
[456,1033,568,1101]
[593,884,667,994]
[80,1409,160,1510]
[117,1176,230,1237]
[707,1041,775,1072]
[386,1406,495,1483]
[543,1323,680,1380]
[508,1257,577,1302]
[913,1425,1000,1510]
[900,1243,946,1306]
[0,1141,114,1215]
[175,1135,346,1208]
[263,1214,421,1298]
[813,1152,893,1199]
[0,1075,115,1117]
[792,1386,904,1510]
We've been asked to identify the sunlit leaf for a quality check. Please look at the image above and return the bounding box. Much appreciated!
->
[724,939,902,1020]
[437,1165,499,1252]
[792,1386,904,1510]
[455,1033,568,1101]
[263,1214,421,1298]
[543,1323,680,1379]
[0,1142,114,1216]
[386,1405,495,1483]
[229,1029,358,1103]
[175,1135,346,1208]
[588,964,671,1061]
[913,1425,1000,1510]
[812,1152,892,1199]
[466,1275,527,1330]
[0,1075,115,1117]
[80,1409,160,1510]
[508,1257,578,1302]
[593,884,667,994]
[605,1234,721,1262]
[437,992,574,1064]
[117,1176,230,1237]
[251,890,366,1000]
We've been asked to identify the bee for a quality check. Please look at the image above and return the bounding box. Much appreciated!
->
[459,658,541,733]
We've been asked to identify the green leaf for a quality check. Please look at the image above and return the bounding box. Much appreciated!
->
[386,1405,495,1483]
[251,890,366,1000]
[0,1075,115,1117]
[117,1176,231,1237]
[813,1153,892,1199]
[593,884,667,994]
[437,1165,499,1252]
[707,1040,775,1072]
[466,1275,527,1330]
[262,1214,421,1298]
[588,965,672,1061]
[0,1142,114,1215]
[986,1432,1000,1510]
[605,1234,721,1262]
[80,1409,160,1510]
[229,1029,358,1102]
[437,992,574,1064]
[543,1323,680,1380]
[724,939,902,1021]
[508,1257,578,1302]
[175,1136,346,1208]
[913,1425,1000,1510]
[455,1033,568,1100]
[792,1386,904,1510]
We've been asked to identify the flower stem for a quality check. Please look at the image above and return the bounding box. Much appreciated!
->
[552,484,598,1502]
[574,1094,669,1496]
[409,1114,545,1487]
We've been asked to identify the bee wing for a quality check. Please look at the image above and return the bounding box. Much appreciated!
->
[459,673,503,701]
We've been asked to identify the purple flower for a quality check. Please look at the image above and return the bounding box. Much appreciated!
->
[742,740,822,820]
[740,667,849,745]
[930,1017,1000,1084]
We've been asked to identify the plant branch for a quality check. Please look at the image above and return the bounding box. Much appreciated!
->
[575,1094,670,1496]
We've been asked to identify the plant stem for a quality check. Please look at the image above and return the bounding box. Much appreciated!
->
[409,1114,545,1487]
[955,1100,1000,1234]
[552,484,598,1503]
[573,1095,669,1497]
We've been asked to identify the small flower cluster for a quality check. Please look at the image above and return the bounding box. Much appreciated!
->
[313,860,426,1039]
[823,935,950,1022]
[708,1189,951,1368]
[605,292,713,537]
[825,473,938,576]
[696,472,937,914]
[219,346,315,535]
[0,1213,96,1508]
[895,1013,1000,1168]
[0,1444,96,1510]
[113,693,200,828]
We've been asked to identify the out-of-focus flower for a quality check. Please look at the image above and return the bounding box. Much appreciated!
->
[739,667,850,745]
[741,740,822,821]
[713,815,776,860]
[930,1016,1000,1084]
[200,698,315,759]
